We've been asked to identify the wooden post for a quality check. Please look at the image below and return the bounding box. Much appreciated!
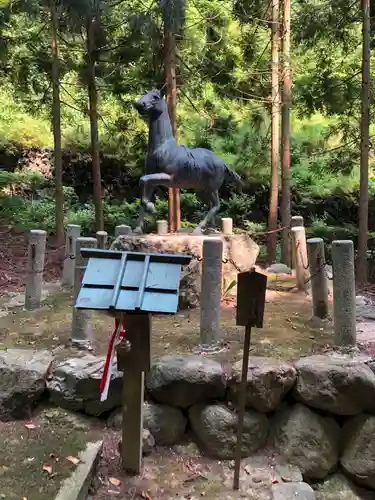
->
[117,313,151,475]
[233,270,267,491]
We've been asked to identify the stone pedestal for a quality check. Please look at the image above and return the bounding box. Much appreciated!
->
[111,233,259,309]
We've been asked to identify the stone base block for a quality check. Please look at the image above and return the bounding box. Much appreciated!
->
[111,233,259,309]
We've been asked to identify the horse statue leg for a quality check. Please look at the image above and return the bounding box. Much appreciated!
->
[133,172,173,234]
[193,190,221,235]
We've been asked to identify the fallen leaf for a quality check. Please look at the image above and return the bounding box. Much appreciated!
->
[244,464,251,475]
[66,456,80,466]
[24,423,36,430]
[109,477,121,487]
[281,476,293,483]
[140,492,152,500]
[42,465,52,474]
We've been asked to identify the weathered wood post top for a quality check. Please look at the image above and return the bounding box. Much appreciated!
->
[74,248,191,475]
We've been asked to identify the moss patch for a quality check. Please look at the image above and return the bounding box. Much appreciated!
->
[0,406,103,500]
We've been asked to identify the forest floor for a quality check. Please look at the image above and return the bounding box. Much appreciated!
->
[0,225,375,499]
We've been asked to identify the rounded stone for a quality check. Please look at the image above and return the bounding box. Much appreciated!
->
[341,414,375,491]
[270,403,340,480]
[228,357,297,412]
[293,355,375,415]
[108,401,187,446]
[188,403,269,459]
[146,355,227,408]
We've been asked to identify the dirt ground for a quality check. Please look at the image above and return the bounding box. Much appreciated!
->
[0,225,373,500]
[90,435,292,500]
[0,405,103,500]
[0,283,335,500]
[0,285,335,364]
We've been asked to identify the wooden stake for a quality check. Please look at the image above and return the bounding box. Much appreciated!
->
[233,325,252,490]
[119,313,151,474]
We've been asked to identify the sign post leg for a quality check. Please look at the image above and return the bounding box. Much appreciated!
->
[233,325,252,490]
[121,368,145,474]
[118,313,151,475]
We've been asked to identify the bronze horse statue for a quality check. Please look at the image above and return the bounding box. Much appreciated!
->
[133,89,243,234]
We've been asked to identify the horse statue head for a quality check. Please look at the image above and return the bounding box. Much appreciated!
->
[133,89,166,119]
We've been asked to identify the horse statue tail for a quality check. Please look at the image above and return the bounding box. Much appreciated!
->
[224,165,243,191]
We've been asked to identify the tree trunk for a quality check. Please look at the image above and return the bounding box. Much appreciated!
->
[267,0,280,264]
[357,0,370,288]
[86,17,103,231]
[164,28,180,232]
[280,0,291,266]
[50,1,64,244]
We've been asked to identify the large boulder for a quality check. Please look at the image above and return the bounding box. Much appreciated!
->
[340,414,375,490]
[315,473,374,500]
[47,355,122,416]
[108,401,187,445]
[111,233,259,308]
[228,357,297,412]
[0,349,53,420]
[271,483,316,500]
[270,403,340,480]
[294,355,375,415]
[189,403,269,459]
[146,355,227,408]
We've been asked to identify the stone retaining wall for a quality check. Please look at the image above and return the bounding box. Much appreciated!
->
[2,349,375,497]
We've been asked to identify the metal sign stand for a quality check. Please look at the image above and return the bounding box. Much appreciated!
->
[233,269,267,491]
[75,248,191,475]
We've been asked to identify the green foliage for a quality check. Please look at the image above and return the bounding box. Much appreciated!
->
[0,0,374,259]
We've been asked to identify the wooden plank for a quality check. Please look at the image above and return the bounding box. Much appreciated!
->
[236,271,267,328]
[146,262,181,290]
[122,260,144,288]
[82,258,119,286]
[118,313,151,475]
[121,369,145,475]
[117,313,151,372]
[110,253,128,309]
[135,255,150,310]
[233,325,252,490]
[80,248,191,265]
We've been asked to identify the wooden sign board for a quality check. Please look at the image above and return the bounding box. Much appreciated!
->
[236,270,267,328]
[75,249,191,314]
